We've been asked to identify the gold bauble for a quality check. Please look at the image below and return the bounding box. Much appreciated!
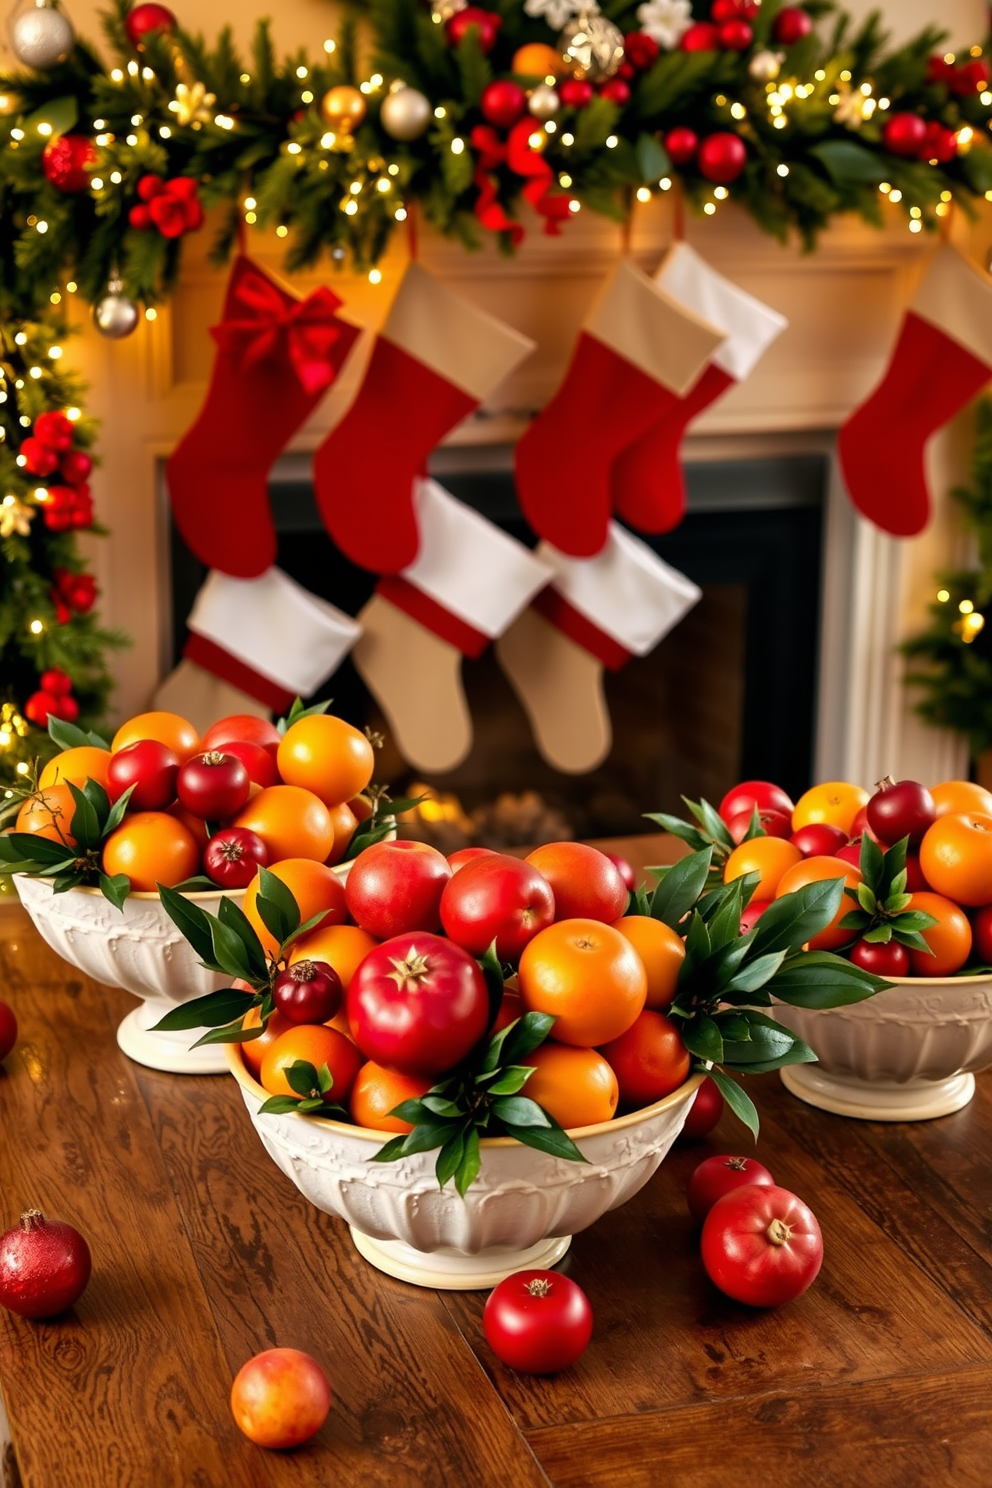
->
[320,85,367,136]
[557,12,624,83]
[512,42,563,80]
[748,49,783,82]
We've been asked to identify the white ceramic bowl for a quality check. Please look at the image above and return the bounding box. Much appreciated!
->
[773,972,992,1121]
[226,1043,704,1289]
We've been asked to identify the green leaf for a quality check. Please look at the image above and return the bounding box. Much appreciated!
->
[401,1120,460,1156]
[24,95,79,137]
[217,895,268,979]
[255,866,300,946]
[368,1134,412,1164]
[420,1094,464,1117]
[191,1022,266,1047]
[209,917,256,982]
[6,833,76,864]
[478,939,505,1022]
[435,1126,466,1189]
[766,950,887,1008]
[649,846,713,931]
[387,1097,432,1125]
[682,1015,724,1063]
[493,1096,551,1129]
[258,1095,305,1115]
[724,949,787,994]
[636,130,669,182]
[863,924,893,943]
[484,1011,555,1072]
[810,139,887,183]
[151,986,255,1031]
[484,1065,534,1096]
[707,1068,759,1140]
[104,783,136,835]
[704,875,749,949]
[66,781,102,851]
[47,716,109,752]
[285,1059,321,1097]
[454,1126,481,1197]
[643,813,711,852]
[750,876,846,955]
[892,911,939,933]
[98,872,130,911]
[885,893,913,914]
[682,909,712,967]
[880,837,908,893]
[157,884,219,967]
[721,1012,814,1070]
[684,797,735,850]
[714,1011,751,1041]
[316,1063,334,1096]
[280,697,331,729]
[893,930,933,953]
[81,777,111,827]
[856,883,878,914]
[859,832,884,887]
[509,1118,589,1164]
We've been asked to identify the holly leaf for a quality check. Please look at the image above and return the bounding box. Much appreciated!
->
[707,1068,759,1140]
[649,847,713,931]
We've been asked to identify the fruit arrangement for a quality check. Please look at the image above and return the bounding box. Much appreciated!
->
[0,701,413,906]
[156,826,886,1190]
[653,774,992,980]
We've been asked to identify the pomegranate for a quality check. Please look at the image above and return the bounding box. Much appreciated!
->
[0,1210,91,1318]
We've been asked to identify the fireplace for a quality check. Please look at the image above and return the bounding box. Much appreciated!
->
[168,447,826,842]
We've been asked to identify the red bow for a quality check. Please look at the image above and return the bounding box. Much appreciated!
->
[469,125,524,245]
[213,268,348,394]
[469,121,574,245]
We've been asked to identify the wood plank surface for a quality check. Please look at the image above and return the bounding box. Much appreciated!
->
[0,835,990,1487]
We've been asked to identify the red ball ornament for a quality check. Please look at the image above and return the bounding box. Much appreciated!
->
[698,131,747,182]
[480,79,527,129]
[665,126,699,165]
[137,173,165,202]
[446,7,501,55]
[124,3,176,49]
[956,59,989,94]
[599,77,631,105]
[718,18,753,50]
[24,691,60,727]
[55,693,79,723]
[926,55,957,87]
[39,668,72,697]
[19,438,59,478]
[623,32,660,70]
[559,78,594,109]
[34,411,74,452]
[41,135,97,194]
[60,449,93,487]
[771,7,813,45]
[681,22,720,51]
[918,120,958,163]
[0,1211,91,1319]
[129,204,152,230]
[882,112,927,156]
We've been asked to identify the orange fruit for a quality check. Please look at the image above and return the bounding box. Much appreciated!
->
[519,1044,619,1129]
[905,890,972,976]
[325,801,358,867]
[517,918,647,1047]
[918,813,992,906]
[774,855,862,950]
[512,41,563,78]
[931,781,992,819]
[723,836,802,900]
[101,811,200,891]
[350,1062,434,1133]
[168,801,210,851]
[244,859,347,958]
[15,785,78,848]
[111,710,199,760]
[599,1010,691,1109]
[791,781,869,836]
[38,746,112,793]
[276,714,375,809]
[240,1005,294,1077]
[259,1024,362,1104]
[612,915,685,1010]
[233,785,336,864]
[288,923,377,987]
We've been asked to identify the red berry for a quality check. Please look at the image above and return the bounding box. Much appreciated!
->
[24,691,61,727]
[790,823,849,857]
[128,204,152,230]
[177,751,251,820]
[137,174,165,202]
[39,668,72,697]
[718,19,753,49]
[711,0,744,20]
[273,960,343,1025]
[665,126,699,165]
[866,778,936,847]
[771,7,813,45]
[203,827,269,889]
[0,1211,91,1319]
[19,438,59,477]
[681,21,720,51]
[917,120,958,163]
[560,79,594,109]
[108,739,180,811]
[0,1001,17,1062]
[623,32,660,70]
[34,411,75,452]
[849,939,910,978]
[59,449,93,486]
[55,694,79,723]
[599,78,631,105]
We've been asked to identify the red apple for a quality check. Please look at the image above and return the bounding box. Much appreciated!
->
[344,841,452,939]
[836,841,863,869]
[448,847,499,873]
[739,900,772,934]
[107,739,180,811]
[201,713,282,759]
[719,780,795,825]
[602,851,636,891]
[440,854,555,962]
[727,809,792,844]
[790,823,849,857]
[219,738,280,789]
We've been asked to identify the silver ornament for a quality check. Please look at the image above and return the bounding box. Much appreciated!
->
[93,282,139,340]
[528,82,560,121]
[558,11,624,83]
[748,49,783,82]
[380,84,432,142]
[10,1,74,69]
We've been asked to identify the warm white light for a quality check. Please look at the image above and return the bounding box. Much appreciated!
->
[244,211,257,224]
[568,200,580,214]
[349,180,362,194]
[730,102,746,120]
[110,171,122,183]
[562,132,574,146]
[451,138,465,154]
[110,68,124,82]
[377,177,390,192]
[131,113,143,126]
[636,187,651,202]
[937,589,951,602]
[909,220,922,232]
[321,132,336,148]
[48,347,62,359]
[434,106,446,118]
[286,141,302,154]
[889,188,902,202]
[344,200,358,215]
[777,163,789,177]
[660,176,672,190]
[37,122,52,136]
[127,60,139,76]
[960,599,975,613]
[704,201,717,214]
[36,220,48,232]
[276,225,288,237]
[323,39,336,52]
[606,134,618,148]
[244,196,257,210]
[395,207,407,221]
[29,621,43,634]
[714,185,728,199]
[145,308,158,321]
[369,268,382,284]
[29,367,42,379]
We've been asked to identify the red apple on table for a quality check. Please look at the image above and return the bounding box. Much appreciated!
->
[440,854,555,962]
[719,779,795,825]
[345,840,452,938]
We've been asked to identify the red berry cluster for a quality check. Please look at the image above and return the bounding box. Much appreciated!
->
[128,175,204,238]
[883,112,960,164]
[664,126,747,183]
[445,6,501,53]
[50,568,97,625]
[927,54,989,96]
[20,413,95,533]
[24,670,78,728]
[682,2,810,52]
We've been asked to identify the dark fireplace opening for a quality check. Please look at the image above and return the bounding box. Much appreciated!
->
[169,453,826,845]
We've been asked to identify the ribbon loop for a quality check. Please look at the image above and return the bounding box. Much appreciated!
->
[212,267,348,394]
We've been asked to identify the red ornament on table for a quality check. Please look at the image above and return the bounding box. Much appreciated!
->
[681,21,720,51]
[882,112,927,156]
[0,1211,91,1319]
[665,126,699,165]
[559,78,594,109]
[698,132,747,182]
[623,32,659,70]
[599,78,631,105]
[124,3,176,48]
[480,79,527,129]
[771,7,813,45]
[446,7,501,54]
[41,135,97,194]
[718,19,753,49]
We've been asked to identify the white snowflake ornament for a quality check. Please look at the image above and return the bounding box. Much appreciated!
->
[524,0,587,34]
[636,0,693,49]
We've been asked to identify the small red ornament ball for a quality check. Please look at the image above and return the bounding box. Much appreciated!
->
[446,7,501,55]
[480,79,527,129]
[0,1211,91,1319]
[41,135,96,194]
[599,77,631,105]
[665,126,699,165]
[718,19,753,50]
[771,7,813,45]
[124,3,176,49]
[698,132,747,183]
[623,32,659,70]
[34,410,75,452]
[39,668,72,697]
[681,21,720,51]
[919,120,958,163]
[559,78,594,109]
[19,438,58,478]
[882,112,927,156]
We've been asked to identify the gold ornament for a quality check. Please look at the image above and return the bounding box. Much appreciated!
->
[321,85,367,141]
[169,81,217,126]
[380,84,432,141]
[0,497,33,538]
[832,83,868,128]
[528,83,560,121]
[558,11,625,83]
[748,49,783,83]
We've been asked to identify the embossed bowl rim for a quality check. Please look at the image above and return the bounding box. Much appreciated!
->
[225,1040,704,1147]
[838,972,992,988]
[15,874,246,903]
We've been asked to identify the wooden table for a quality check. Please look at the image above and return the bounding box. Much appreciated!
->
[1,836,992,1487]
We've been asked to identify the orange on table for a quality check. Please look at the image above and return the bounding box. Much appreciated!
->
[101,810,200,891]
[240,1005,294,1077]
[774,854,862,951]
[259,1024,363,1104]
[276,714,375,808]
[612,915,685,1010]
[233,784,336,864]
[931,780,992,819]
[723,836,802,900]
[15,785,77,848]
[519,1044,619,1129]
[905,890,972,976]
[38,746,112,793]
[289,923,377,988]
[111,710,199,761]
[244,858,347,958]
[324,801,358,868]
[918,812,992,906]
[350,1062,434,1133]
[518,918,647,1047]
[791,781,869,836]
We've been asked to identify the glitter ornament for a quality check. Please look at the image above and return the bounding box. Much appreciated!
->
[558,11,625,82]
[41,134,96,193]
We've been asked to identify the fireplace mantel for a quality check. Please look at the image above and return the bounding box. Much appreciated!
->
[75,200,987,785]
